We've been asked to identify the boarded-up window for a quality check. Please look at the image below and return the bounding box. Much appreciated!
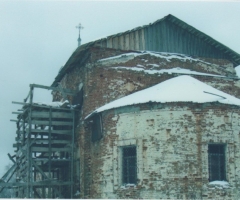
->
[91,114,102,142]
[122,146,137,184]
[208,144,226,181]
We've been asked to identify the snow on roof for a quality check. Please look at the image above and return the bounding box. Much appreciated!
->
[112,67,224,77]
[85,75,240,119]
[98,51,215,66]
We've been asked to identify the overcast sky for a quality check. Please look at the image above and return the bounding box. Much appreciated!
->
[0,1,240,177]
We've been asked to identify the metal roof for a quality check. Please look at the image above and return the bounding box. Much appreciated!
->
[51,14,240,87]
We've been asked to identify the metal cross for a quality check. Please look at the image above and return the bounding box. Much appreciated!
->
[76,23,84,36]
[76,23,84,47]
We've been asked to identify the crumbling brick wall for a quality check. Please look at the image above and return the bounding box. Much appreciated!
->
[56,47,240,116]
[86,103,240,199]
[52,47,240,198]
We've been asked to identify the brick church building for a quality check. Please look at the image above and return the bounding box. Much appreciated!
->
[51,14,240,199]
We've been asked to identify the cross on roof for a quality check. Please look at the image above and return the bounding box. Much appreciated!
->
[76,23,84,47]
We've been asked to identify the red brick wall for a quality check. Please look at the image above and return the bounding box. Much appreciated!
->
[53,47,240,198]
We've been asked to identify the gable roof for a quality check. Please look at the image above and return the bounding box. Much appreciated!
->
[52,14,240,87]
[163,15,240,65]
[85,75,240,119]
[82,14,240,65]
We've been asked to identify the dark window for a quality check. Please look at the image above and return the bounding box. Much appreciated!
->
[122,146,137,184]
[208,144,226,181]
[72,88,83,107]
[91,114,102,142]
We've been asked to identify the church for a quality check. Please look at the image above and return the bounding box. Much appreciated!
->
[51,14,240,198]
[2,14,240,199]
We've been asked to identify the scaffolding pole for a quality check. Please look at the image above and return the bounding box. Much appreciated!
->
[2,84,77,198]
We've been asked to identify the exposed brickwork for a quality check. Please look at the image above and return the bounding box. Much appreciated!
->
[52,47,240,198]
[87,103,240,199]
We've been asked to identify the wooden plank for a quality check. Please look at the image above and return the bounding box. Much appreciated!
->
[10,119,18,122]
[32,161,49,179]
[7,154,16,164]
[31,120,73,126]
[31,103,74,111]
[12,101,28,105]
[30,84,77,95]
[16,145,27,157]
[29,129,72,135]
[17,154,26,162]
[12,112,23,115]
[32,139,70,144]
[0,181,72,187]
[33,158,71,162]
[13,143,21,148]
[31,111,72,119]
[19,168,27,177]
[19,165,27,174]
[31,147,71,152]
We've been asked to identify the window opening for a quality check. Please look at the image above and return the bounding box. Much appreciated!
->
[72,83,83,106]
[122,146,137,184]
[208,144,226,181]
[91,114,102,142]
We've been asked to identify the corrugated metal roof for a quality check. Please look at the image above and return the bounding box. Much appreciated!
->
[165,15,240,65]
[51,14,240,87]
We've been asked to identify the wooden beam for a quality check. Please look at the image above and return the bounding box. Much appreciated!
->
[12,101,28,105]
[0,181,72,187]
[30,84,77,95]
[31,103,73,111]
[31,147,71,152]
[33,158,71,162]
[7,154,16,164]
[31,120,73,126]
[13,143,21,148]
[28,129,72,135]
[32,139,70,144]
[16,145,27,157]
[12,112,23,115]
[10,119,19,122]
[31,111,72,119]
[32,160,49,180]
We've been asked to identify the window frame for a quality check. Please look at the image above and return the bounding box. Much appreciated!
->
[121,145,137,185]
[208,143,226,182]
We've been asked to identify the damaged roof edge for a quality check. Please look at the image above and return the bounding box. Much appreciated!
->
[51,48,91,87]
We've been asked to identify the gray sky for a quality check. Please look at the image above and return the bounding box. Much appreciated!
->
[0,1,240,176]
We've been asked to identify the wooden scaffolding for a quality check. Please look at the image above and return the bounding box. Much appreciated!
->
[0,84,77,198]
